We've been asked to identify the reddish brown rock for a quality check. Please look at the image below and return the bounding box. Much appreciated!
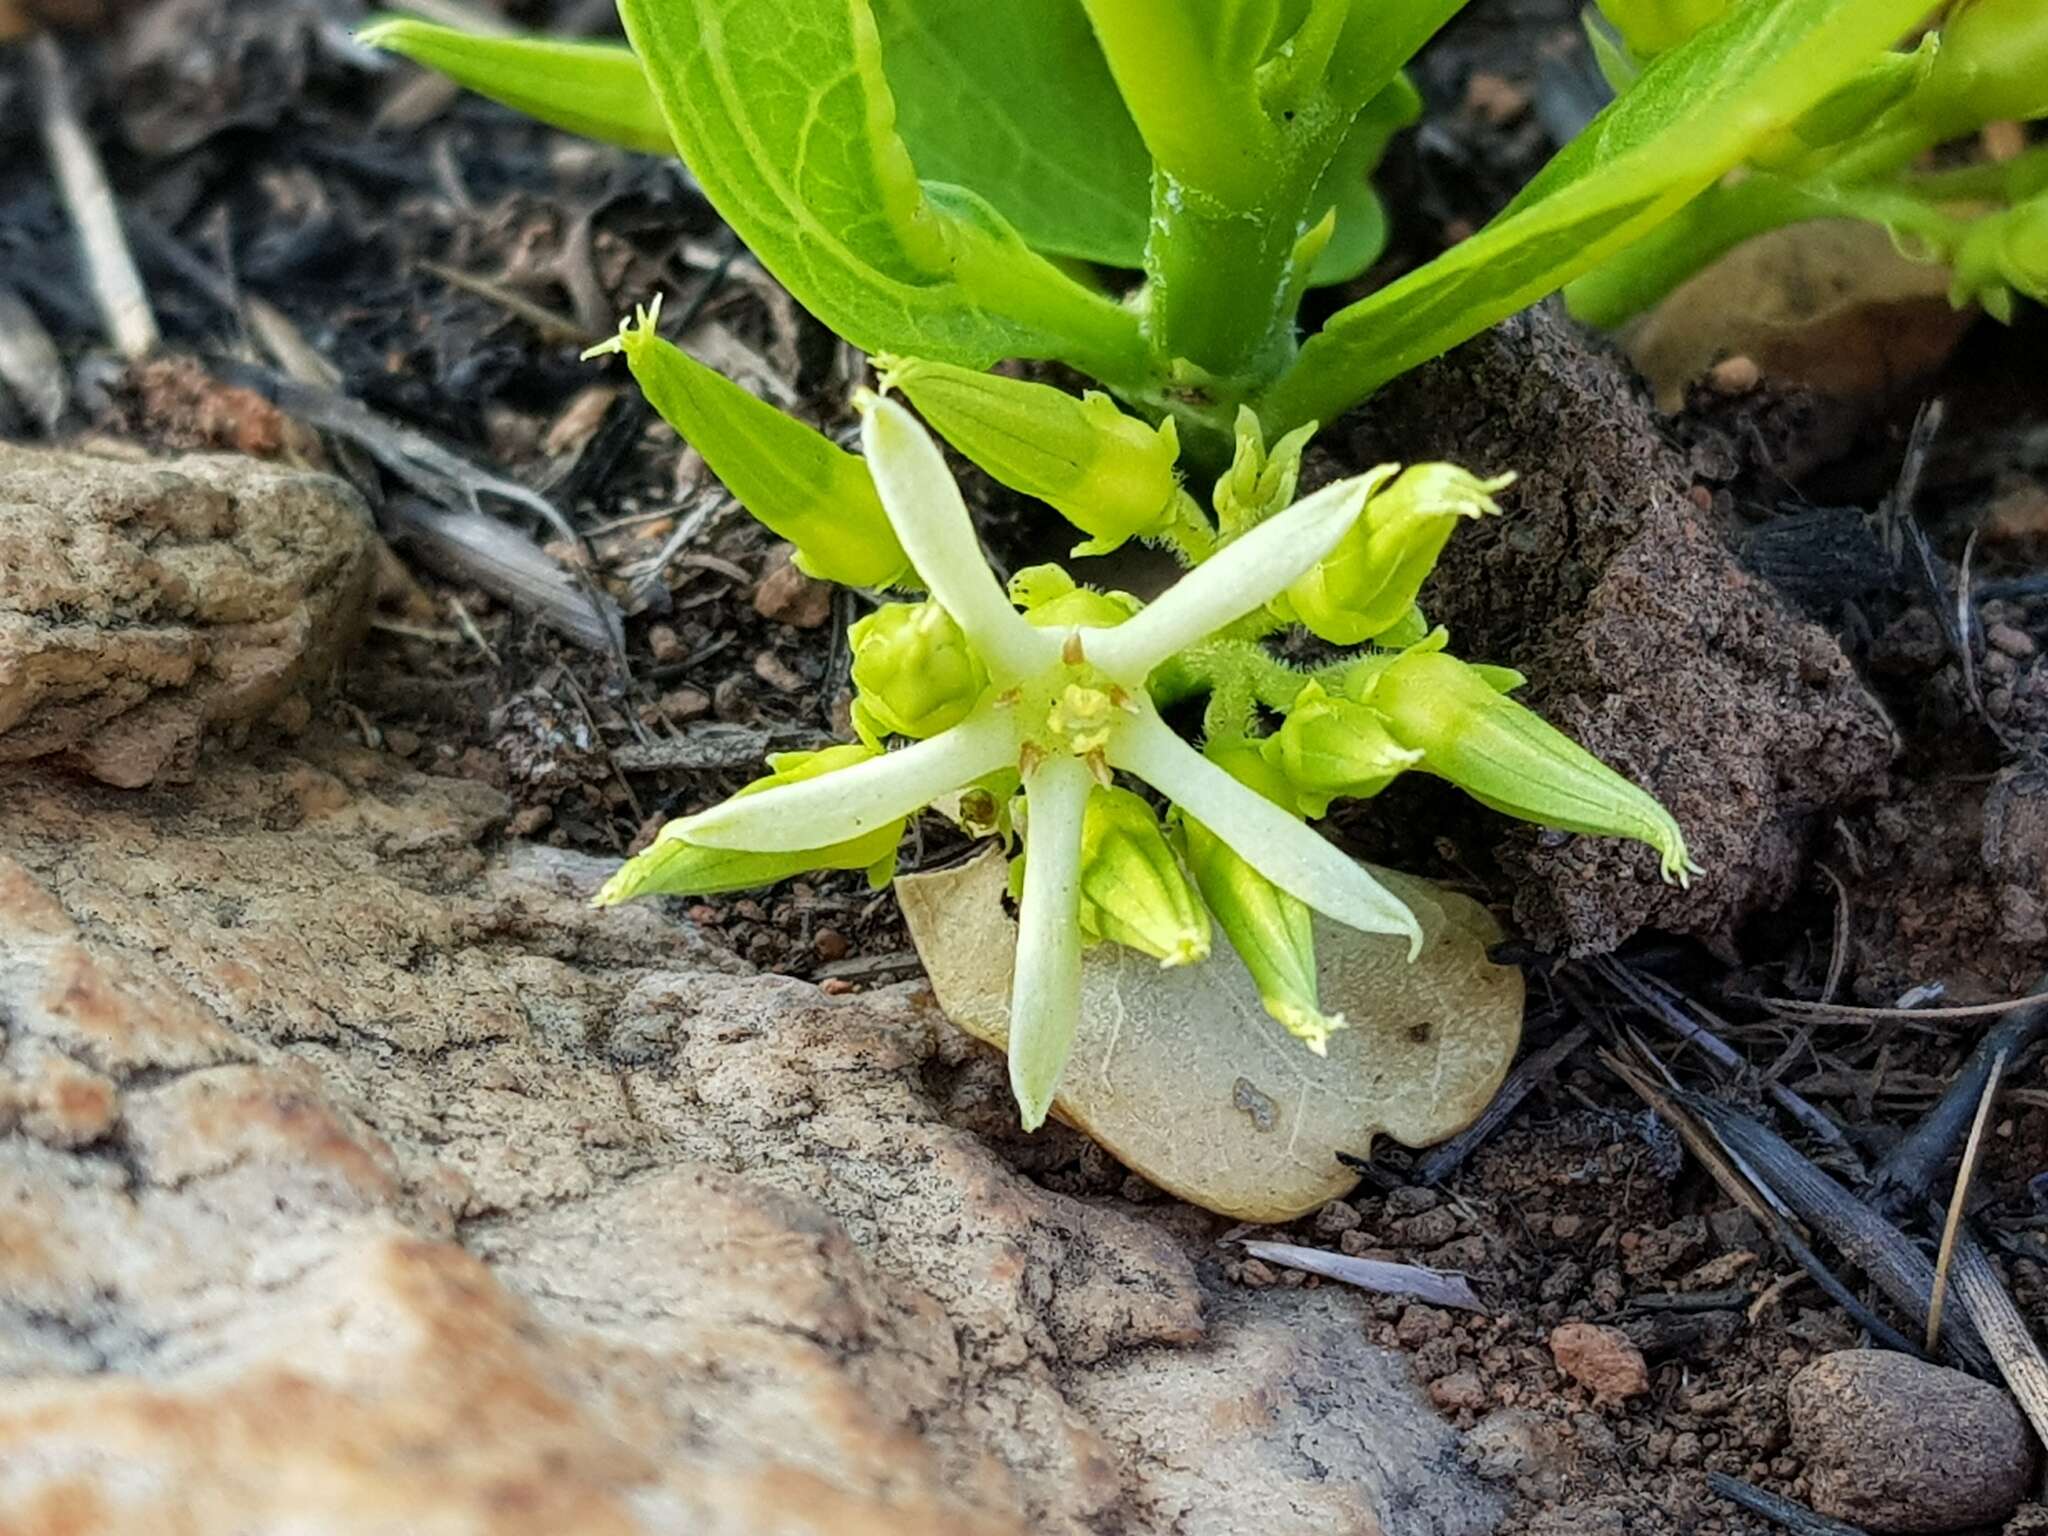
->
[1548,1322,1650,1403]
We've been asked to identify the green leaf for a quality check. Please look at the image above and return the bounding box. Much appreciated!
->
[871,0,1149,266]
[359,20,675,155]
[1258,0,1932,433]
[615,0,1148,381]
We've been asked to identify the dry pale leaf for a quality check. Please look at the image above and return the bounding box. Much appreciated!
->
[898,846,1523,1221]
[1627,219,1972,412]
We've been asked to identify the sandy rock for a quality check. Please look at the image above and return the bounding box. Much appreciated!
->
[1548,1323,1650,1402]
[0,445,375,786]
[1343,306,1894,954]
[0,743,1504,1536]
[1787,1349,2036,1533]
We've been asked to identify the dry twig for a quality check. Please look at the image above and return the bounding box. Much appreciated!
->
[1239,1241,1484,1311]
[31,34,158,359]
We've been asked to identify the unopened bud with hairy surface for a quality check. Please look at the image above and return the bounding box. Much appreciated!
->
[1268,680,1423,816]
[1177,741,1345,1053]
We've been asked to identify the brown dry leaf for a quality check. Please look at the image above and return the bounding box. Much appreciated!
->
[899,847,1523,1221]
[1627,219,1973,411]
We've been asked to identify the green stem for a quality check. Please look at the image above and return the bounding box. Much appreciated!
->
[1143,172,1306,387]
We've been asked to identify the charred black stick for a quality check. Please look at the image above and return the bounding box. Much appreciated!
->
[1411,1023,1591,1185]
[1867,988,2048,1217]
[1706,1473,1871,1536]
[1602,1055,1926,1361]
[1693,1098,1997,1376]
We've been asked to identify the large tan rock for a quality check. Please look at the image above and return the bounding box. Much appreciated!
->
[0,743,1503,1536]
[0,445,375,786]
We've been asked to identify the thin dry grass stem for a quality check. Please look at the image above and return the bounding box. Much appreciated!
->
[1924,1047,2007,1354]
[1595,959,1858,1170]
[418,259,597,347]
[1756,990,2048,1025]
[1815,860,1851,1005]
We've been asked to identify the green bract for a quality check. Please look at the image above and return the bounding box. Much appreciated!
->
[591,374,1696,1127]
[363,0,1933,451]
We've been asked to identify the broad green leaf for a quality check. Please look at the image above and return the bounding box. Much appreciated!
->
[359,21,674,154]
[871,0,1149,266]
[1259,0,1932,433]
[615,0,1148,382]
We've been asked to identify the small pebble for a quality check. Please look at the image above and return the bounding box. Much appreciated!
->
[648,624,685,663]
[753,651,807,693]
[1788,1349,2035,1533]
[1988,622,2037,658]
[1707,354,1761,395]
[814,927,850,962]
[1429,1370,1489,1414]
[1395,1305,1452,1348]
[1314,1199,1362,1235]
[1385,1185,1440,1216]
[752,548,834,628]
[1548,1322,1650,1402]
[660,686,711,722]
[1463,71,1529,125]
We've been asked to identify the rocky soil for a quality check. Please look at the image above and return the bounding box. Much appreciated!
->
[0,671,1499,1533]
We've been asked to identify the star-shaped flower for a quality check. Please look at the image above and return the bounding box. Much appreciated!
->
[675,393,1421,1129]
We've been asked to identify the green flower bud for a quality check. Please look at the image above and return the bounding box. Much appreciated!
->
[1077,786,1211,967]
[1595,0,1730,57]
[586,300,910,589]
[1367,650,1698,883]
[877,355,1184,555]
[1008,564,1143,630]
[1212,406,1319,536]
[1926,0,2048,131]
[1178,741,1345,1054]
[1949,193,2048,324]
[594,744,901,903]
[1280,464,1510,646]
[849,601,989,745]
[1266,681,1424,816]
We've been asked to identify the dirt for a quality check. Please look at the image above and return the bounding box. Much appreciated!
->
[2,1,2046,1533]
